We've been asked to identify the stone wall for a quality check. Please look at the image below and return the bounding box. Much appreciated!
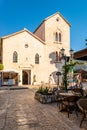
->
[34,92,58,104]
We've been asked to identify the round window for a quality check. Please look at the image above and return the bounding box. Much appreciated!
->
[25,44,28,48]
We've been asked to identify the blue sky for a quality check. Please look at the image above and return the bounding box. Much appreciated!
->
[0,0,87,52]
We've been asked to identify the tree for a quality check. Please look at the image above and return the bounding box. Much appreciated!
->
[62,63,72,90]
[85,39,87,46]
[62,61,83,90]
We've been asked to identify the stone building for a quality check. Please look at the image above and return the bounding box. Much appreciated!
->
[74,48,87,82]
[0,12,70,86]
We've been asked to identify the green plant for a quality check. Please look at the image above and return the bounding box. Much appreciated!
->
[62,64,69,90]
[0,64,4,87]
[0,64,4,70]
[18,75,21,82]
[33,75,36,82]
[37,86,44,93]
[43,86,49,94]
[37,86,49,95]
[62,61,83,90]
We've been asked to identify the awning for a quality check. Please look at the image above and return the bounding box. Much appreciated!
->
[1,69,19,73]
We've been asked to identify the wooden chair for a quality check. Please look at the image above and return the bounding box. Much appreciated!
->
[77,98,87,127]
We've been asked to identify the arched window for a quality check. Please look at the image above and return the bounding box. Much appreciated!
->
[59,51,62,61]
[55,32,58,41]
[59,33,61,42]
[35,53,39,64]
[13,51,18,63]
[55,51,58,62]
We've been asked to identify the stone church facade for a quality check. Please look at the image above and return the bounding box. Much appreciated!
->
[0,12,70,86]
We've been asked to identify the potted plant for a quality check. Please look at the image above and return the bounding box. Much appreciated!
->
[0,64,4,86]
[35,86,57,103]
[33,75,36,85]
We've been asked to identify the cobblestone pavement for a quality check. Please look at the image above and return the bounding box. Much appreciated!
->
[0,87,87,130]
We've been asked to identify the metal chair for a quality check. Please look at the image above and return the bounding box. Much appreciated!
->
[61,95,79,118]
[77,98,87,127]
[56,90,66,108]
[72,88,84,97]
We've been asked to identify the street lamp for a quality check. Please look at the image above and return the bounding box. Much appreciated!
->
[69,48,74,61]
[61,48,74,90]
[61,48,74,61]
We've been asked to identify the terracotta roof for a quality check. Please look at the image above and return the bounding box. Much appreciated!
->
[74,48,87,60]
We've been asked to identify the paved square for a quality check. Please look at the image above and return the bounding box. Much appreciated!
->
[0,88,86,130]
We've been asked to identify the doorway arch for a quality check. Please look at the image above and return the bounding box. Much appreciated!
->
[22,71,28,84]
[22,70,31,85]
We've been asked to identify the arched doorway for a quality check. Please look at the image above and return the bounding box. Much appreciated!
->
[22,70,31,85]
[22,71,28,84]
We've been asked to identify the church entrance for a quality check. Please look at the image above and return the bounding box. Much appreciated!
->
[22,70,31,85]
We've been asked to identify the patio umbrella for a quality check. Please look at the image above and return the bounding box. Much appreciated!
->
[56,72,62,76]
[2,69,19,73]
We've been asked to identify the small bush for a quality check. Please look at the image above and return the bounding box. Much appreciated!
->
[0,64,4,70]
[37,86,44,94]
[33,75,36,82]
[37,86,49,95]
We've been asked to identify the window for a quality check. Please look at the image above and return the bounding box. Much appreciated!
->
[55,51,61,62]
[59,51,62,61]
[56,17,59,22]
[55,32,58,41]
[25,44,28,48]
[54,32,62,43]
[59,33,61,42]
[55,51,58,62]
[35,53,39,64]
[13,51,18,63]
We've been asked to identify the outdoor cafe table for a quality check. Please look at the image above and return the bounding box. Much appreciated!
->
[59,92,74,97]
[59,91,82,97]
[58,91,80,113]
